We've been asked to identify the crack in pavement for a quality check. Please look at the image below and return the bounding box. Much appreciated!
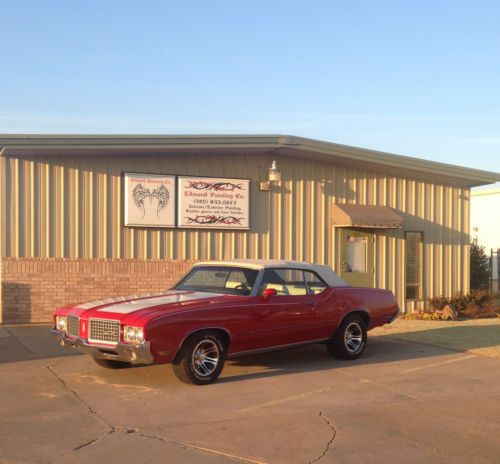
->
[72,430,114,452]
[46,365,113,430]
[46,364,266,463]
[309,411,337,464]
[137,431,268,464]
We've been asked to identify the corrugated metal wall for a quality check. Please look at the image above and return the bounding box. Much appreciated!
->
[0,152,470,311]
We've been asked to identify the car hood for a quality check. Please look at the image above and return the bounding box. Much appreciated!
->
[64,289,240,325]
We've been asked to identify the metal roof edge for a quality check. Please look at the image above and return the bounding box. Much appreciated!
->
[1,133,498,186]
[280,135,500,186]
[0,134,283,145]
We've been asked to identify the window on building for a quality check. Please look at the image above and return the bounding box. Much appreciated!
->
[345,235,367,272]
[406,232,423,300]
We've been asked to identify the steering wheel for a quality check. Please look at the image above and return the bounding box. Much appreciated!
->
[234,283,251,295]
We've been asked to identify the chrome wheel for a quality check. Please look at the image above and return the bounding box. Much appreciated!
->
[344,322,363,353]
[191,339,220,377]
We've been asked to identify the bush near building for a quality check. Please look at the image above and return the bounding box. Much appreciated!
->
[428,291,498,318]
[403,290,499,320]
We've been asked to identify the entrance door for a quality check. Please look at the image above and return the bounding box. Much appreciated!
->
[339,228,374,288]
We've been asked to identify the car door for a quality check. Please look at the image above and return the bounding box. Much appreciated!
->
[251,268,318,349]
[303,270,342,339]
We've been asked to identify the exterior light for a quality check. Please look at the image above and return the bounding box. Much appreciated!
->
[268,160,281,183]
[260,160,282,191]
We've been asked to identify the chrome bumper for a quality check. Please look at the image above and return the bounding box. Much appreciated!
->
[50,329,154,365]
[388,309,400,323]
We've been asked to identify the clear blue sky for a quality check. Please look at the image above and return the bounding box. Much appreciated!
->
[1,0,499,182]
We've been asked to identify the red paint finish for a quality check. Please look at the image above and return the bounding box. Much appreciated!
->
[52,273,399,364]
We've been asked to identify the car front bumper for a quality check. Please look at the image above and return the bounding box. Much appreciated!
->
[50,329,154,365]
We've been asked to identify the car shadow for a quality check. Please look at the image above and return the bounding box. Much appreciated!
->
[216,338,433,383]
[1,324,498,388]
[217,324,500,383]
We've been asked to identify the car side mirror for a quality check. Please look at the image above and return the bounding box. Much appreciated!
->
[262,288,277,301]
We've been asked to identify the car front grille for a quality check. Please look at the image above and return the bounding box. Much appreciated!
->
[67,315,80,337]
[89,319,120,344]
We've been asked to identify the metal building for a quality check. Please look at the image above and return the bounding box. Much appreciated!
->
[1,135,499,323]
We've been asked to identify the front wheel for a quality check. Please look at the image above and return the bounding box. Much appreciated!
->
[172,332,225,385]
[327,315,367,360]
[92,357,131,369]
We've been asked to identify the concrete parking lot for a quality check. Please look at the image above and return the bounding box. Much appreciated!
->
[1,321,500,464]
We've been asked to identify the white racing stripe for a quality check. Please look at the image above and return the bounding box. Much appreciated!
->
[96,291,217,314]
[75,290,179,310]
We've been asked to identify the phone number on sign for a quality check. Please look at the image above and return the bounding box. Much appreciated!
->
[192,199,238,206]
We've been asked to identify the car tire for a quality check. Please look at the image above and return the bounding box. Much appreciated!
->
[92,357,132,369]
[327,314,367,360]
[172,331,226,385]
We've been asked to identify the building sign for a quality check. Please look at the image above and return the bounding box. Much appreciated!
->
[177,176,250,229]
[124,173,176,227]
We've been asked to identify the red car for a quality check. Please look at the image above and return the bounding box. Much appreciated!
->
[51,260,399,384]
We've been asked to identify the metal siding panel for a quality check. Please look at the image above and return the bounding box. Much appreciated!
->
[463,188,471,293]
[444,186,453,295]
[12,158,20,256]
[294,159,304,261]
[0,156,6,258]
[3,153,471,312]
[41,161,50,258]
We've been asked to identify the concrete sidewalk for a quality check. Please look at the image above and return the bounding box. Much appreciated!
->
[1,323,499,464]
[372,318,500,359]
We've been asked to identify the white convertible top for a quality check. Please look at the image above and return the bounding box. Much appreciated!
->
[194,259,349,288]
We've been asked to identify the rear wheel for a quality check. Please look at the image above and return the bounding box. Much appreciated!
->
[172,332,225,385]
[327,314,367,359]
[92,357,131,369]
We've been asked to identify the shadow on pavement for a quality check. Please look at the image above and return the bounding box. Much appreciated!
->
[1,324,498,386]
[0,324,80,364]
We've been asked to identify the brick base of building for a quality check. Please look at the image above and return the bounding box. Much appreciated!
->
[1,257,198,324]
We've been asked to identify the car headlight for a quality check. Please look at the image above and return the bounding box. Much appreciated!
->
[56,316,67,332]
[123,326,145,344]
[135,327,144,343]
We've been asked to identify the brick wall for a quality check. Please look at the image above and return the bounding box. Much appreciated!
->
[1,258,198,324]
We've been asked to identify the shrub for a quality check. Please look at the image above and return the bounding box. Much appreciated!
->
[425,290,496,319]
[427,295,451,312]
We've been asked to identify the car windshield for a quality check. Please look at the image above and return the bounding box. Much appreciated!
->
[174,266,259,296]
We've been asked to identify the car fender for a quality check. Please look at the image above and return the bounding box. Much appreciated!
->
[336,308,372,333]
[173,326,233,361]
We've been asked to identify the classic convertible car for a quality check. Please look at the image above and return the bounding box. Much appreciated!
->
[51,260,399,384]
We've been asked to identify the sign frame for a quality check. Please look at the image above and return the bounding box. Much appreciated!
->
[177,175,251,230]
[123,172,176,228]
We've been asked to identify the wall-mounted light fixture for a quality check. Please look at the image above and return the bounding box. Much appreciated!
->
[260,160,282,191]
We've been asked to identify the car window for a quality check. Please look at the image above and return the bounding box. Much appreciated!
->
[175,266,258,295]
[303,271,328,295]
[258,269,307,296]
[223,270,256,291]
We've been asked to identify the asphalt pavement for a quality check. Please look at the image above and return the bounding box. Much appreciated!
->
[1,322,499,464]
